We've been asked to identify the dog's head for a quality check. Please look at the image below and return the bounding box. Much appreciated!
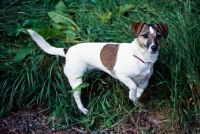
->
[131,22,168,54]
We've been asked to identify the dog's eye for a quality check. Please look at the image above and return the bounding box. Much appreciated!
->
[142,34,149,39]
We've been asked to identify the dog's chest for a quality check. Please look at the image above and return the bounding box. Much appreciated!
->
[118,55,153,80]
[133,62,152,77]
[127,63,153,86]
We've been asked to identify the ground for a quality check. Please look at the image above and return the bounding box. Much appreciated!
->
[0,103,168,134]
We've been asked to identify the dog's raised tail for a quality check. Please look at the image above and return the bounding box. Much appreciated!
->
[27,29,66,57]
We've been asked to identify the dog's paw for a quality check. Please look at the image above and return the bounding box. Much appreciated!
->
[133,101,145,108]
[129,90,136,101]
[81,108,89,115]
[129,93,133,101]
[133,100,139,106]
[129,94,137,102]
[136,87,145,98]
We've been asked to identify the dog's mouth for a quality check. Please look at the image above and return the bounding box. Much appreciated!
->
[150,50,158,54]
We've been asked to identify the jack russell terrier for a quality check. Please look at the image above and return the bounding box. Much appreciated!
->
[27,22,168,114]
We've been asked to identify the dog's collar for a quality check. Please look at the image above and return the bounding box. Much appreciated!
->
[133,55,151,63]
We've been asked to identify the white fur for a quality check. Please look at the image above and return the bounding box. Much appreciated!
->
[27,30,66,57]
[149,26,154,34]
[27,29,158,114]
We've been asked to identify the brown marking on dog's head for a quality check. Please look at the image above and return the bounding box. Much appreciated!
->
[63,48,68,55]
[131,22,145,38]
[132,23,168,53]
[100,44,119,72]
[156,23,168,39]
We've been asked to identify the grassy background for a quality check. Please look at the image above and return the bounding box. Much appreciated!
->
[0,0,200,133]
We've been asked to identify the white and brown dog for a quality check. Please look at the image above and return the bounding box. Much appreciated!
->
[27,22,168,114]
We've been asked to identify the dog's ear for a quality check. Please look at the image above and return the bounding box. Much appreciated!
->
[131,22,145,38]
[157,23,168,39]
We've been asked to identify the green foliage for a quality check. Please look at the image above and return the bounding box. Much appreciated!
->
[69,83,89,93]
[48,1,80,37]
[14,43,36,61]
[0,0,200,133]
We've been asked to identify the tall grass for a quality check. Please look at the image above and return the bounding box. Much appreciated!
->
[0,0,199,133]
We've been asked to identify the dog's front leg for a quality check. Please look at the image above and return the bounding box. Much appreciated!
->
[116,75,137,103]
[136,77,150,99]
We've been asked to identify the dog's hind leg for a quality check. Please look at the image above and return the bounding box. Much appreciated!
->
[73,88,89,114]
[64,66,89,114]
[70,77,89,114]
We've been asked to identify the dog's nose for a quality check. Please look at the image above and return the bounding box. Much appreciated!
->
[151,45,158,51]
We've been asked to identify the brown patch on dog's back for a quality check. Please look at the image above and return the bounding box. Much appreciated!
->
[63,48,68,55]
[100,44,119,72]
